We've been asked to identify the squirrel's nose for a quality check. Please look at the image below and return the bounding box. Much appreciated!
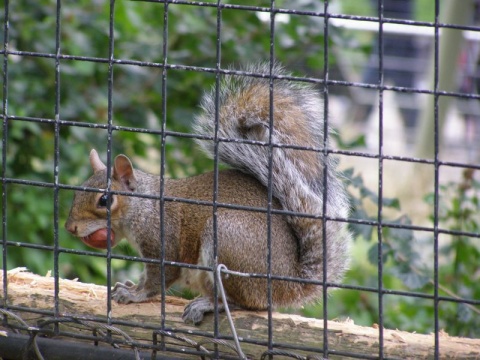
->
[65,222,77,235]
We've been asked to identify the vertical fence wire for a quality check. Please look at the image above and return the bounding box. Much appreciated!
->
[105,0,117,330]
[322,1,331,358]
[376,0,386,358]
[52,0,62,332]
[267,0,277,356]
[432,0,441,358]
[159,0,169,342]
[1,0,8,313]
[212,0,223,350]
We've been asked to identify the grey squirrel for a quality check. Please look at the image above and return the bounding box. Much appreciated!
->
[65,64,351,324]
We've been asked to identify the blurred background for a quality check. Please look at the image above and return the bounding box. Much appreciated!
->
[1,0,479,337]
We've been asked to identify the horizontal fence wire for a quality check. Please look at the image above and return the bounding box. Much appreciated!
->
[1,50,480,100]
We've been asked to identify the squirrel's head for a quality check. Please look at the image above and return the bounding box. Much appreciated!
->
[65,149,137,250]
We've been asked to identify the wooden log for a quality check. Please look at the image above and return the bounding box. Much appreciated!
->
[0,268,479,359]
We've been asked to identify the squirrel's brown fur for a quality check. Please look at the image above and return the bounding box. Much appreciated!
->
[65,64,351,324]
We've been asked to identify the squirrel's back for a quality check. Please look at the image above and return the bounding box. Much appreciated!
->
[194,63,351,283]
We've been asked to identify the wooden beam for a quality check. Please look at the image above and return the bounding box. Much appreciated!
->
[1,268,479,359]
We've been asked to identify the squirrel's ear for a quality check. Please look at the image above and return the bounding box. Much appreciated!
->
[113,154,137,192]
[89,149,107,173]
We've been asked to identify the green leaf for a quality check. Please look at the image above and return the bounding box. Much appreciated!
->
[391,267,430,290]
[333,133,366,149]
[360,186,378,202]
[382,197,401,210]
[349,208,374,240]
[341,167,355,179]
[367,242,390,265]
[367,243,378,265]
[350,174,364,188]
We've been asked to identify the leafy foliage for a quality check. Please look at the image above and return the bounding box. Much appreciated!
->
[424,169,480,337]
[303,167,480,337]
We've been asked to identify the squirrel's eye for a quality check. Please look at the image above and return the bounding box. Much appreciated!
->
[98,193,110,208]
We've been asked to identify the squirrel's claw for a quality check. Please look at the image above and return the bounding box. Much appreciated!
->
[112,280,136,290]
[182,297,225,325]
[112,281,148,304]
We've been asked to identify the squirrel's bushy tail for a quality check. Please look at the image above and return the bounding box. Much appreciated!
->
[194,64,350,283]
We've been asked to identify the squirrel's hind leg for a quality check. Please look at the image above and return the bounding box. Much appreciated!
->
[181,212,248,325]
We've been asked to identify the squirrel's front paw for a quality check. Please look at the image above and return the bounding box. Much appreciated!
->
[182,297,225,325]
[112,281,148,304]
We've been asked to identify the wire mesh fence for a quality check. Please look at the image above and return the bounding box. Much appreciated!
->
[1,0,480,359]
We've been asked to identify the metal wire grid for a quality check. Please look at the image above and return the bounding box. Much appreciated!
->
[0,0,479,359]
